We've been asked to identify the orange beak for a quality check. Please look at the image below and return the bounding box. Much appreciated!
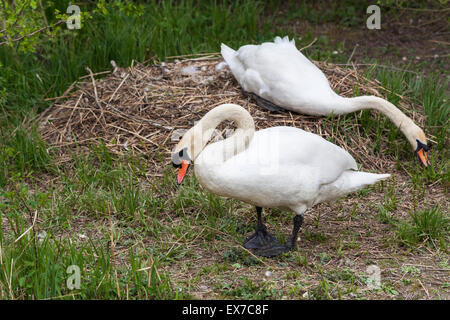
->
[177,160,190,184]
[417,148,429,167]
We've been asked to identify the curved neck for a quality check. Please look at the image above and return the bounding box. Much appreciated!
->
[188,104,255,161]
[338,96,420,149]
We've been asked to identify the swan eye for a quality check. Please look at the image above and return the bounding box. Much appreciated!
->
[172,147,191,168]
[172,150,182,168]
[415,139,429,152]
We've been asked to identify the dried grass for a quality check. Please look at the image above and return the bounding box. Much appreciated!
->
[37,54,426,172]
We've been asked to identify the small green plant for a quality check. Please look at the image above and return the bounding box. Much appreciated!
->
[326,268,357,284]
[319,252,332,264]
[383,180,398,212]
[223,278,281,300]
[308,278,334,300]
[382,283,399,296]
[0,126,54,186]
[303,230,329,243]
[296,254,309,267]
[401,265,421,277]
[376,205,396,224]
[223,247,260,267]
[395,206,449,249]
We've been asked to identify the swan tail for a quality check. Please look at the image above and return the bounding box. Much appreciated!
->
[220,43,245,78]
[316,171,390,204]
[274,36,295,46]
[341,171,391,191]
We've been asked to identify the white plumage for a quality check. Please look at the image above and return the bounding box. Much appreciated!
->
[221,36,429,164]
[172,104,390,256]
[221,36,337,115]
[193,115,388,215]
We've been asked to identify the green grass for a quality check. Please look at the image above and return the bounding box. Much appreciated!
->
[280,0,367,27]
[0,146,192,299]
[395,206,449,250]
[0,0,448,300]
[219,277,282,299]
[0,223,182,299]
[0,0,275,122]
[360,66,448,160]
[0,126,54,187]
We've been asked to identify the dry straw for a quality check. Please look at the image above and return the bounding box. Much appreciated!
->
[37,54,425,173]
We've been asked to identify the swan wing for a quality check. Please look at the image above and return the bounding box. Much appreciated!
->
[222,37,337,114]
[249,127,358,185]
[195,127,358,208]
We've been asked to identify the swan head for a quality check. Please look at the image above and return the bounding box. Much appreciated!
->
[171,124,202,184]
[171,104,255,184]
[409,126,429,167]
[415,138,430,167]
[172,147,192,185]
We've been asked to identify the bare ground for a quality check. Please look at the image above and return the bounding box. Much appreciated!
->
[274,3,449,76]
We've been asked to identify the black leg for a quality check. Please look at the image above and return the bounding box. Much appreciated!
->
[241,89,285,112]
[256,206,263,229]
[243,207,280,250]
[253,214,304,258]
[286,214,303,249]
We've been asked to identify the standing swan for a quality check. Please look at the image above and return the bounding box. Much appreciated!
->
[172,104,390,257]
[221,36,430,167]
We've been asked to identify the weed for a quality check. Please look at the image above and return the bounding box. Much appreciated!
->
[222,278,282,300]
[395,206,449,249]
[223,247,260,267]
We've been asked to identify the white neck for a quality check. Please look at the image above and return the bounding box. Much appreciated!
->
[336,95,422,149]
[186,104,255,161]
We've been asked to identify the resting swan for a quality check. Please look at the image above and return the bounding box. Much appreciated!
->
[172,104,390,257]
[221,36,430,167]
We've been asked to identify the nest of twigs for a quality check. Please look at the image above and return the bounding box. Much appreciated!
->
[37,53,425,174]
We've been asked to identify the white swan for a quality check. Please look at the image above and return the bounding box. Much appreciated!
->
[221,36,430,167]
[172,104,390,257]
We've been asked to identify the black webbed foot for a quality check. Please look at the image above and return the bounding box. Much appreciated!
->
[243,224,280,250]
[243,210,304,258]
[254,244,292,257]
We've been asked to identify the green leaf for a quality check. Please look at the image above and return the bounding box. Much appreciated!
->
[19,277,27,287]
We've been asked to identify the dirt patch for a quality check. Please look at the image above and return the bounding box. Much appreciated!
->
[276,3,449,74]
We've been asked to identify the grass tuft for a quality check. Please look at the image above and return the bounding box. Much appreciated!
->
[395,206,449,249]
